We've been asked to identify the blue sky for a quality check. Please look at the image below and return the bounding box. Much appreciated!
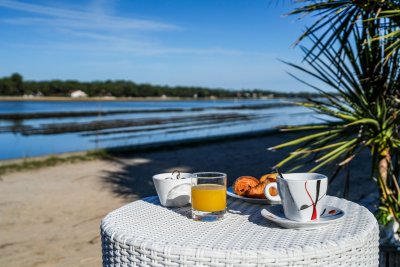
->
[0,0,316,92]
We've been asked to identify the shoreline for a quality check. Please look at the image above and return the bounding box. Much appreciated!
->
[0,96,196,101]
[0,129,280,173]
[0,96,277,102]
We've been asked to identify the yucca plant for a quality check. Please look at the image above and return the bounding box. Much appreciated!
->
[290,0,400,61]
[270,1,400,230]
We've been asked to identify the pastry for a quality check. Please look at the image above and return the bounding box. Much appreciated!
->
[266,185,279,197]
[233,173,279,199]
[259,173,277,184]
[245,182,267,199]
[233,176,259,196]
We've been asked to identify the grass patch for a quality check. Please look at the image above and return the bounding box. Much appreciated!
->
[0,150,110,176]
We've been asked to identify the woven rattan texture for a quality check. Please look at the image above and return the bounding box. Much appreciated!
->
[101,196,379,267]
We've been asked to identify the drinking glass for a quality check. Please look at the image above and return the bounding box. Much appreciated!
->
[191,172,227,221]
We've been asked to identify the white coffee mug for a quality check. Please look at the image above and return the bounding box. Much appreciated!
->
[265,173,328,222]
[153,172,193,207]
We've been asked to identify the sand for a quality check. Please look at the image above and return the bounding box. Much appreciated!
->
[0,132,379,267]
[0,160,128,267]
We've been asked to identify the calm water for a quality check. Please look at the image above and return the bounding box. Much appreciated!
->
[0,99,321,160]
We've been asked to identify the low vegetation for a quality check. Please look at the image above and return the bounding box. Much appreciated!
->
[0,73,321,99]
[0,150,110,176]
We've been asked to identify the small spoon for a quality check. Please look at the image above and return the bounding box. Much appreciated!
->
[171,170,181,179]
[275,168,285,179]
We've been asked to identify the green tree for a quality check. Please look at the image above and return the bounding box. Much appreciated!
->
[10,73,24,95]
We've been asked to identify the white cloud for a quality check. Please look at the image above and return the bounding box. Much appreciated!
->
[0,0,262,57]
[0,0,180,31]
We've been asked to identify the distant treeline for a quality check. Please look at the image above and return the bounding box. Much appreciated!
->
[0,73,321,98]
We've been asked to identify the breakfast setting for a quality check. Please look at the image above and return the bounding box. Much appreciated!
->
[152,169,345,229]
[100,162,379,267]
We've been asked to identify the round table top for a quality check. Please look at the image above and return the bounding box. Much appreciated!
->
[101,196,377,258]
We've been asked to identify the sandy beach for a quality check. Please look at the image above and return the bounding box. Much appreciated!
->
[0,132,379,267]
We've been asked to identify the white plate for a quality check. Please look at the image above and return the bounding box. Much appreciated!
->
[261,205,345,229]
[227,186,281,204]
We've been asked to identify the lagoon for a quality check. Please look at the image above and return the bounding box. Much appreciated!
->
[0,99,320,160]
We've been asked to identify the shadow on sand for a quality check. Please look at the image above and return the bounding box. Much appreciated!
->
[100,132,378,204]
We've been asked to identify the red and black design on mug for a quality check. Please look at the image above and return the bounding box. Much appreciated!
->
[265,173,328,222]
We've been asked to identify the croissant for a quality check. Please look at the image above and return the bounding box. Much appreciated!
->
[233,176,259,196]
[245,182,267,199]
[259,173,277,184]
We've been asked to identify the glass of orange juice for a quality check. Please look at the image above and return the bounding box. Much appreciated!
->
[191,172,227,221]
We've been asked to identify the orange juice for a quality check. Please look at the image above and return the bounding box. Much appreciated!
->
[191,184,226,212]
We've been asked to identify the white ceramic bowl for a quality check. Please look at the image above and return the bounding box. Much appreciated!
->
[153,173,193,207]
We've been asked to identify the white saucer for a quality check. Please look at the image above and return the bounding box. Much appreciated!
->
[261,205,345,229]
[227,186,281,204]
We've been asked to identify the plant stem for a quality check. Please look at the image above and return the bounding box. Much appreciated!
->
[378,150,399,223]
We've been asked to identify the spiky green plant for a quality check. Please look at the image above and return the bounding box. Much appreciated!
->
[271,0,400,227]
[290,0,400,61]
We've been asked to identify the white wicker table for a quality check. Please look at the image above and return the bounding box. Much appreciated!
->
[101,196,379,266]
